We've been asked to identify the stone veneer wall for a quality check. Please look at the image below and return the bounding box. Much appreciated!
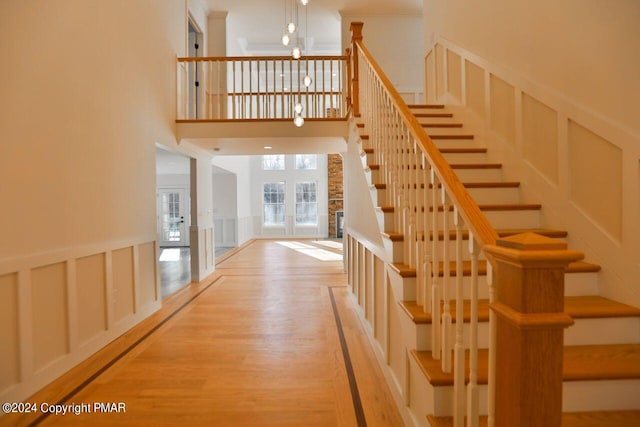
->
[328,154,344,238]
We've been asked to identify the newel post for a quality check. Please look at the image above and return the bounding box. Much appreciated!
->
[483,233,583,427]
[350,21,363,117]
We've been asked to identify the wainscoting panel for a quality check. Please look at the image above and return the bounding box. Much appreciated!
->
[569,120,622,241]
[137,242,158,309]
[446,49,462,102]
[112,247,135,324]
[0,273,19,392]
[489,73,516,144]
[523,93,559,184]
[0,236,160,404]
[76,253,107,346]
[31,262,68,372]
[465,59,485,118]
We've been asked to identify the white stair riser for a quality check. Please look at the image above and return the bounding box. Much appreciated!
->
[370,187,385,206]
[388,267,417,302]
[565,272,600,296]
[401,316,637,352]
[365,167,380,185]
[406,379,640,417]
[375,209,395,233]
[466,187,521,204]
[453,168,503,182]
[383,238,404,263]
[441,152,488,163]
[398,186,521,205]
[563,380,640,411]
[565,317,640,345]
[427,271,600,300]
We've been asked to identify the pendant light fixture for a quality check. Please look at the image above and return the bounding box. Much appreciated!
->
[282,0,312,127]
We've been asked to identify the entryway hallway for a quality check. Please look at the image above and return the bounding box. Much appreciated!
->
[27,240,404,427]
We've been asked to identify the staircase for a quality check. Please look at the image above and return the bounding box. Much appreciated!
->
[353,103,640,427]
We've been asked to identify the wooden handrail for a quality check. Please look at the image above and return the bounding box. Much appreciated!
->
[178,55,348,62]
[353,38,499,249]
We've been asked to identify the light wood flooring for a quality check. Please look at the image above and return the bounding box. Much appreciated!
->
[7,240,404,427]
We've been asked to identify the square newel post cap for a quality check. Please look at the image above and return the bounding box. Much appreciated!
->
[484,232,584,268]
[350,22,364,41]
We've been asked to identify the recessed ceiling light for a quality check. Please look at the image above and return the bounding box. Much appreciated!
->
[264,146,273,150]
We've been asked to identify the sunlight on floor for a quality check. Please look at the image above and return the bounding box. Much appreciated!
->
[159,248,182,262]
[276,241,343,261]
[313,240,343,250]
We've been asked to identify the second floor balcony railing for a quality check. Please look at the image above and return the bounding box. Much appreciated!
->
[177,55,349,121]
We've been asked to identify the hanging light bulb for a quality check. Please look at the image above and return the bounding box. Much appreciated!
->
[281,33,290,46]
[303,75,313,87]
[294,115,305,127]
[292,46,301,59]
[287,22,297,34]
[294,103,304,114]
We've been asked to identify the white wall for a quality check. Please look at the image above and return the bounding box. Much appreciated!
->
[212,167,238,247]
[0,0,215,404]
[212,156,253,245]
[341,13,424,100]
[423,0,640,135]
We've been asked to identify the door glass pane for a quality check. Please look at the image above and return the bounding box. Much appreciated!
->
[161,192,182,242]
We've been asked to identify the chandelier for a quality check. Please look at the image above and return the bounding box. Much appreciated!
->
[281,0,312,127]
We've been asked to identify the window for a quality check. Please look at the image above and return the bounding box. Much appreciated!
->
[296,181,317,225]
[263,155,285,170]
[295,154,317,170]
[263,182,286,225]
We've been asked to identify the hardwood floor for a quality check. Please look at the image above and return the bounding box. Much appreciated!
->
[10,240,403,427]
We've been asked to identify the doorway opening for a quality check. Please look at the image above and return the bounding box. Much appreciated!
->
[156,146,193,298]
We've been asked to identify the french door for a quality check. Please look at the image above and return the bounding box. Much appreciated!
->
[158,188,189,247]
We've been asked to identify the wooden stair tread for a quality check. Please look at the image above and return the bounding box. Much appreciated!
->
[370,183,386,190]
[381,232,403,241]
[429,134,474,139]
[412,344,640,387]
[562,410,640,427]
[399,296,640,326]
[421,123,463,128]
[409,104,445,109]
[439,147,487,154]
[563,344,640,381]
[425,181,521,189]
[361,147,374,154]
[431,259,598,276]
[565,295,640,318]
[428,411,640,427]
[426,228,567,241]
[429,203,542,212]
[414,112,453,118]
[379,204,542,213]
[450,163,502,169]
[389,263,416,277]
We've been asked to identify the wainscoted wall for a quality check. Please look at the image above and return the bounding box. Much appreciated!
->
[0,237,160,403]
[424,38,640,306]
[345,231,410,423]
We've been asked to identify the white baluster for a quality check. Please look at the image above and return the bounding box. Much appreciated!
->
[430,169,441,359]
[441,189,452,373]
[453,208,465,427]
[487,262,495,427]
[467,233,480,427]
